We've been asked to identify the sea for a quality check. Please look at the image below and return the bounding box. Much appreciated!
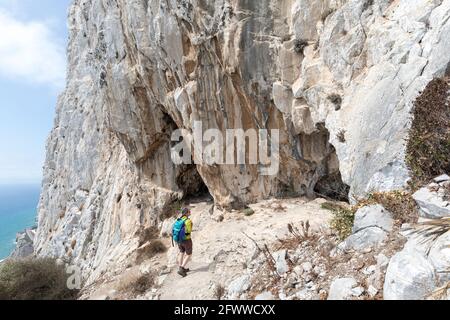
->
[0,184,40,260]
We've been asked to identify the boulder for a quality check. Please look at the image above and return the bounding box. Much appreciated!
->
[384,248,437,300]
[428,230,450,285]
[328,277,358,300]
[339,205,394,252]
[352,205,394,233]
[339,227,388,251]
[413,185,450,219]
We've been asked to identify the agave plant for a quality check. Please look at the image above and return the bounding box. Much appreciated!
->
[411,217,450,242]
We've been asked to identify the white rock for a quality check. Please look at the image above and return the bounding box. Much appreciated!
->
[428,231,450,285]
[413,186,450,218]
[363,265,377,275]
[328,277,358,300]
[255,291,275,300]
[228,275,251,296]
[434,174,450,183]
[384,248,437,300]
[274,250,289,275]
[160,217,176,238]
[351,286,365,297]
[368,286,379,298]
[353,205,394,233]
[272,82,293,114]
[339,227,388,251]
[376,253,390,268]
[301,262,313,273]
[293,265,304,277]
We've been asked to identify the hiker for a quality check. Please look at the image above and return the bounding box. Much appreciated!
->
[172,207,193,277]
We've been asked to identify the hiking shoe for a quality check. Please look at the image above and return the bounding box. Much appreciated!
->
[182,267,190,273]
[178,268,187,277]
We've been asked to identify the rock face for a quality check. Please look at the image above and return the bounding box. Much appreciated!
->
[10,229,35,259]
[35,0,450,283]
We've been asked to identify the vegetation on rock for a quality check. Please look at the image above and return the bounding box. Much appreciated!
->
[406,78,450,189]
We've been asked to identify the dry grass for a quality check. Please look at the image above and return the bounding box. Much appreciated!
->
[359,191,419,224]
[406,77,450,190]
[323,190,419,239]
[214,284,225,300]
[277,221,320,252]
[428,281,450,300]
[137,226,159,247]
[337,129,347,143]
[136,240,167,264]
[119,273,155,296]
[0,258,79,300]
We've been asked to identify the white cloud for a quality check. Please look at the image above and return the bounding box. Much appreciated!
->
[0,9,66,88]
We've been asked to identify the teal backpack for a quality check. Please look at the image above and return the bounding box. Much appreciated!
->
[172,218,186,244]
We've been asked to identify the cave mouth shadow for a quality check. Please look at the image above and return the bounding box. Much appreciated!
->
[177,163,214,204]
[299,123,351,203]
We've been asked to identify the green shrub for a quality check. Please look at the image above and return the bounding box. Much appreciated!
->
[243,208,255,216]
[328,206,355,240]
[0,258,79,300]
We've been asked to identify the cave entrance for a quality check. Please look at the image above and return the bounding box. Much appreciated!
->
[176,164,212,203]
[313,161,350,202]
[161,109,212,203]
[300,123,350,202]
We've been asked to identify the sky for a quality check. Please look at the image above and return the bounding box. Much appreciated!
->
[0,0,72,185]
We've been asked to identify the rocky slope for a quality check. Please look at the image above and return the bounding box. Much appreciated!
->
[34,0,450,289]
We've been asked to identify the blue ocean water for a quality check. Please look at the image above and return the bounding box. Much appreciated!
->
[0,185,40,260]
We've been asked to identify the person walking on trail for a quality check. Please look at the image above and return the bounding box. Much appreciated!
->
[172,207,193,277]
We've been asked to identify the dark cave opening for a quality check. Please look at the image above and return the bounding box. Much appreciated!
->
[176,163,212,202]
[300,123,350,202]
[161,109,212,202]
[314,170,350,202]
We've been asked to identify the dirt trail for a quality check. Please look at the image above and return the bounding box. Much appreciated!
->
[83,197,333,300]
[157,198,333,300]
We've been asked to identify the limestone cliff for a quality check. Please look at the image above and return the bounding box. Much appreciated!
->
[35,0,450,284]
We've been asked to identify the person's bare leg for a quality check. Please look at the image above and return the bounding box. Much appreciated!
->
[177,252,185,268]
[181,254,192,269]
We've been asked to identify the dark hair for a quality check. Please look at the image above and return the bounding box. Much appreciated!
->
[180,207,191,216]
